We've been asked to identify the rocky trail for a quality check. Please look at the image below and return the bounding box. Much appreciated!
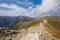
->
[20,23,60,40]
[0,22,60,40]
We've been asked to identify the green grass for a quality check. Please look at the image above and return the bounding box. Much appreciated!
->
[10,16,60,29]
[10,17,44,30]
[44,16,60,39]
[48,21,60,30]
[10,16,60,39]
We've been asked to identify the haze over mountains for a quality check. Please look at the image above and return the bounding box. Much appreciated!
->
[0,16,35,27]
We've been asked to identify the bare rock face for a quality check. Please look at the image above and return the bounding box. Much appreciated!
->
[0,23,60,40]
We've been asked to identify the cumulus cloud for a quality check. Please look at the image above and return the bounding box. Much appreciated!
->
[0,4,26,11]
[0,3,37,17]
[32,0,60,17]
[0,0,60,17]
[0,3,31,16]
[17,0,33,7]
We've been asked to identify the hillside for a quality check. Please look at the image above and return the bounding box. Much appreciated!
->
[44,17,60,39]
[10,16,60,39]
[0,16,34,27]
[10,16,60,29]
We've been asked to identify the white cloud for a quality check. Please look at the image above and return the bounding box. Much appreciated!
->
[31,0,60,17]
[0,4,26,11]
[0,2,40,17]
[28,5,35,9]
[0,3,32,16]
[40,0,55,12]
[38,0,59,13]
[17,1,33,7]
[0,0,60,18]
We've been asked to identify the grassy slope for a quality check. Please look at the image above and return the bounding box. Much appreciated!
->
[44,16,60,39]
[10,16,60,39]
[10,16,45,30]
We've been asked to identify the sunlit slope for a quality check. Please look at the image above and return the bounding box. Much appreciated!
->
[10,16,46,30]
[10,16,60,39]
[10,16,60,29]
[44,17,60,39]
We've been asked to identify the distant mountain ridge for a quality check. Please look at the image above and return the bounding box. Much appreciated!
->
[0,16,35,27]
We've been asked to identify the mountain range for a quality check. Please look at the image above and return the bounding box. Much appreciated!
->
[0,16,35,27]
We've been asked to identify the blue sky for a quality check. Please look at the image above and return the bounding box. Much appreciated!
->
[0,0,42,9]
[0,0,60,17]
